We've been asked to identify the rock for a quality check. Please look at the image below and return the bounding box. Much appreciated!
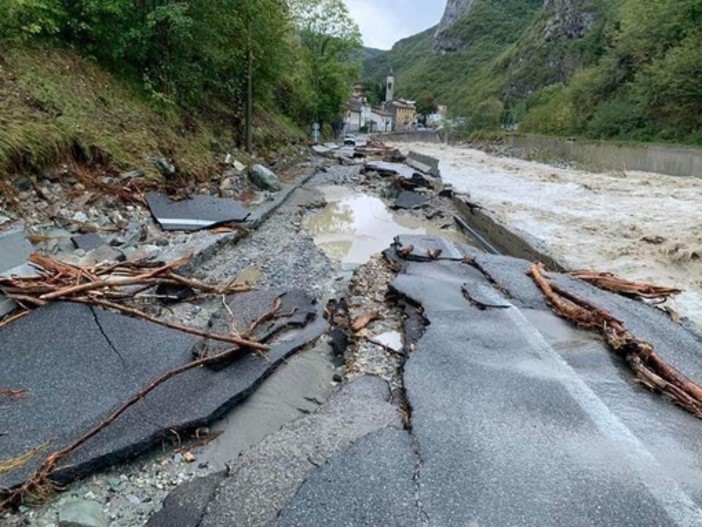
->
[387,149,406,163]
[149,156,176,177]
[81,245,123,266]
[120,170,145,181]
[58,499,107,527]
[130,244,160,261]
[151,234,170,247]
[72,211,89,224]
[439,184,455,198]
[14,176,31,192]
[434,0,476,52]
[0,215,11,226]
[233,160,246,172]
[249,164,282,192]
[219,177,234,194]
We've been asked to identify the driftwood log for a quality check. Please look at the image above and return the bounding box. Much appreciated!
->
[529,263,702,419]
[571,270,682,301]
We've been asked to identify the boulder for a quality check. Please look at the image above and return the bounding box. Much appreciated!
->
[249,164,282,191]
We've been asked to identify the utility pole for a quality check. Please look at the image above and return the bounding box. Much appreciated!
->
[246,45,253,154]
[245,2,253,154]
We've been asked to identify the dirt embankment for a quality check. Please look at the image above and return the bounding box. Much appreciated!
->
[392,141,702,328]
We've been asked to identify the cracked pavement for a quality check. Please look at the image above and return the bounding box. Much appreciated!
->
[161,235,702,527]
[0,290,327,491]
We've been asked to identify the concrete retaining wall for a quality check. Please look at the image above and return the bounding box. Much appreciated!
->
[453,196,567,272]
[380,131,702,179]
[377,131,446,144]
[507,136,702,179]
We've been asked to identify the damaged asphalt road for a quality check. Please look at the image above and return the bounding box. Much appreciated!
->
[0,290,326,491]
[143,234,702,527]
[5,140,702,526]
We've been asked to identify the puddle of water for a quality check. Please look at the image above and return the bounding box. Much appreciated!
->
[199,344,336,469]
[303,186,469,265]
[369,331,403,353]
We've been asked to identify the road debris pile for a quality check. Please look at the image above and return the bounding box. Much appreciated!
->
[531,263,702,418]
[0,253,261,348]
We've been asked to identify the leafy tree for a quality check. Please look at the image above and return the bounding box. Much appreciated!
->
[361,80,385,106]
[416,95,438,116]
[291,0,362,125]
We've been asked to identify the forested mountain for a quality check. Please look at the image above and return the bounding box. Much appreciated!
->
[0,0,361,176]
[365,0,702,144]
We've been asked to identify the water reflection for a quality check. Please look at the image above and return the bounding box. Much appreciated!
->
[303,186,467,265]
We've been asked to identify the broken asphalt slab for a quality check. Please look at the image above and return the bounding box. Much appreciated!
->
[145,472,226,527]
[145,192,250,232]
[365,161,420,181]
[0,228,35,317]
[190,376,402,527]
[71,232,107,251]
[273,428,418,527]
[158,172,321,275]
[389,244,702,526]
[0,289,326,491]
[272,237,702,526]
[393,190,429,210]
[393,233,480,262]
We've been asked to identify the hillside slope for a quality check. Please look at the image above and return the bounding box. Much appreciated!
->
[0,46,305,180]
[365,0,702,144]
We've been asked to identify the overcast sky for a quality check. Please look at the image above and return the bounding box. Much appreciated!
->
[344,0,446,50]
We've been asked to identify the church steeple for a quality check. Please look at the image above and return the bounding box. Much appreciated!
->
[385,68,395,103]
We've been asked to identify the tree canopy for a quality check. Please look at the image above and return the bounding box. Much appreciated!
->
[0,0,362,141]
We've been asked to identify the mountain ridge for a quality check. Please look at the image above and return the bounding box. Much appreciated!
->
[364,0,702,144]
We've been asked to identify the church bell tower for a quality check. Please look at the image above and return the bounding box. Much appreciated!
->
[385,68,395,103]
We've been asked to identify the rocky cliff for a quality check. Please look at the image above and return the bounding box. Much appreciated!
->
[434,0,477,52]
[542,0,598,42]
[434,0,598,52]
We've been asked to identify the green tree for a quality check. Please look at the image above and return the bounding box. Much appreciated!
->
[416,95,438,116]
[291,0,362,126]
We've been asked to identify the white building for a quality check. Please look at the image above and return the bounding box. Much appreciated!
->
[344,99,372,133]
[371,108,393,133]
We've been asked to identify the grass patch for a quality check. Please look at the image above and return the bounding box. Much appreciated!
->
[0,45,305,181]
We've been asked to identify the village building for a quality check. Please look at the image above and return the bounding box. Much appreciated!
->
[343,98,372,133]
[382,69,417,131]
[370,107,393,133]
[386,99,417,131]
[427,104,448,128]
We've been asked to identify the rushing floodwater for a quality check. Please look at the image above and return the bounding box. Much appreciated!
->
[392,141,702,330]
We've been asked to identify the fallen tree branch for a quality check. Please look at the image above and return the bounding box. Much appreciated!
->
[0,388,28,399]
[0,347,252,512]
[242,296,283,339]
[0,254,256,350]
[69,297,268,352]
[529,263,702,418]
[351,311,382,333]
[571,270,682,301]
